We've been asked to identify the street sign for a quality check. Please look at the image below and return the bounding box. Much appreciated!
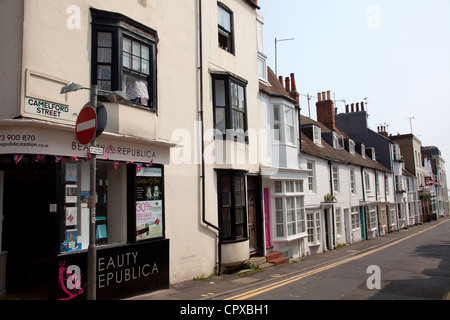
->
[89,146,104,156]
[76,105,97,145]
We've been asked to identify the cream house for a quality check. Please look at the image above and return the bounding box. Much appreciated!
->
[0,0,261,300]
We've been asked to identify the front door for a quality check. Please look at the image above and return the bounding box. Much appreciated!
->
[247,176,262,255]
[2,162,54,299]
[263,188,271,248]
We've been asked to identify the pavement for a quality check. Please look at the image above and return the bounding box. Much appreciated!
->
[126,216,450,301]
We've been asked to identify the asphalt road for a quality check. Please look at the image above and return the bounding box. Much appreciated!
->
[222,219,450,300]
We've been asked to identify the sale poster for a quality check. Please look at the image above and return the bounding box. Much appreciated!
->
[136,167,163,240]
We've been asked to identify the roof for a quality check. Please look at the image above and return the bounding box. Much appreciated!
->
[300,115,391,173]
[259,68,298,105]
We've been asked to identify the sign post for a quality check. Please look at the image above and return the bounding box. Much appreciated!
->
[87,86,98,300]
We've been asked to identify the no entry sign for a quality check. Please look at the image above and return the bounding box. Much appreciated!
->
[76,105,97,145]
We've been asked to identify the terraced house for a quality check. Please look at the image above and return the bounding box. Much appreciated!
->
[0,0,262,300]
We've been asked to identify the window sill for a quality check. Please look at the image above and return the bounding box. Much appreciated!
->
[273,233,307,243]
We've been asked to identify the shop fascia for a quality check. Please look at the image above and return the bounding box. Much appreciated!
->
[0,119,173,165]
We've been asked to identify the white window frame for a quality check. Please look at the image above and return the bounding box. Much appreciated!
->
[307,161,315,193]
[313,125,322,146]
[350,168,356,194]
[366,205,378,231]
[273,180,306,240]
[307,211,321,245]
[332,165,340,193]
[351,206,361,230]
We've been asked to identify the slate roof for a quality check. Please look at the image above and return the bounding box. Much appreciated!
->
[300,115,392,173]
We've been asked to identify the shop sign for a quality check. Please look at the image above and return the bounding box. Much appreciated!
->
[24,97,78,122]
[55,239,169,300]
[0,123,171,164]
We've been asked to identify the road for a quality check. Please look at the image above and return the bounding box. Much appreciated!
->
[222,219,450,300]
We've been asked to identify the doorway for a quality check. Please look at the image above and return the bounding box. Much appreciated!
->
[247,176,262,256]
[1,163,54,299]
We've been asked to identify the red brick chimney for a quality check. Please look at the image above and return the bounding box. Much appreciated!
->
[316,91,336,131]
[289,73,300,106]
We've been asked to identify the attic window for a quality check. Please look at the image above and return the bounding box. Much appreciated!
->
[349,140,355,155]
[313,126,322,146]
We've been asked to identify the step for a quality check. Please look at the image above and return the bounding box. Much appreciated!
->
[266,251,282,261]
[266,251,289,266]
[269,256,290,266]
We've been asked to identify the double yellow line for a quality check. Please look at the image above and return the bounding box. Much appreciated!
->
[226,219,449,300]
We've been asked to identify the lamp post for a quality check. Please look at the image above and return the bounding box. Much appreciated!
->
[61,83,126,300]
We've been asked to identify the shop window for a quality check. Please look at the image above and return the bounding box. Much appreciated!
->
[60,159,127,253]
[91,8,157,110]
[217,170,247,242]
[60,159,165,253]
[212,73,248,141]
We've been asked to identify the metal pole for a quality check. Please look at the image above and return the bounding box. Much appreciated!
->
[87,85,98,300]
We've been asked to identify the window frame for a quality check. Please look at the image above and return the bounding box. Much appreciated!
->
[212,73,248,142]
[91,8,158,111]
[307,211,321,245]
[216,170,248,242]
[272,180,306,241]
[217,2,234,54]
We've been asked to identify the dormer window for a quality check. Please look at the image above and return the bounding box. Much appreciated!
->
[349,140,355,155]
[361,144,366,158]
[313,126,321,146]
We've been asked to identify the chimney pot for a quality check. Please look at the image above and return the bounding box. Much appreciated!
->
[351,103,354,112]
[290,73,297,91]
[317,93,322,102]
[346,104,349,113]
[322,92,326,101]
[279,76,283,87]
[327,91,331,101]
[356,103,359,112]
[285,77,290,92]
[361,101,365,111]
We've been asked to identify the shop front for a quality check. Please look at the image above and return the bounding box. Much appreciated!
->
[0,119,173,300]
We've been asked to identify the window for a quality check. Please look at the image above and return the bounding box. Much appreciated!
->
[389,205,396,226]
[307,161,315,192]
[273,105,281,141]
[349,140,355,155]
[335,208,342,237]
[91,8,157,110]
[367,205,377,230]
[217,171,247,241]
[385,175,390,195]
[218,3,234,53]
[350,168,356,194]
[60,159,128,253]
[273,180,306,239]
[364,171,371,193]
[284,107,295,144]
[258,53,267,81]
[307,212,321,244]
[313,126,322,145]
[332,166,339,193]
[212,73,248,141]
[351,206,361,230]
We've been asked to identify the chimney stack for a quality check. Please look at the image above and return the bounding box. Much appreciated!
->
[289,73,300,106]
[316,90,336,130]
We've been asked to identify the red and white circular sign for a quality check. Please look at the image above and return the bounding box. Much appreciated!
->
[76,105,97,145]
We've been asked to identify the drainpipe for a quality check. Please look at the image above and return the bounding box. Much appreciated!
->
[297,106,302,152]
[361,167,368,239]
[198,0,222,275]
[328,160,336,250]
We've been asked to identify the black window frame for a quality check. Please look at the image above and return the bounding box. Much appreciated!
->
[211,72,248,142]
[216,170,248,243]
[217,2,234,54]
[91,8,158,111]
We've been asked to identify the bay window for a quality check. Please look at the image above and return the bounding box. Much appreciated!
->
[91,8,157,110]
[273,180,306,239]
[217,170,247,241]
[212,73,248,141]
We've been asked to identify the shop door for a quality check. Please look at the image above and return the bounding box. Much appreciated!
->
[2,168,53,299]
